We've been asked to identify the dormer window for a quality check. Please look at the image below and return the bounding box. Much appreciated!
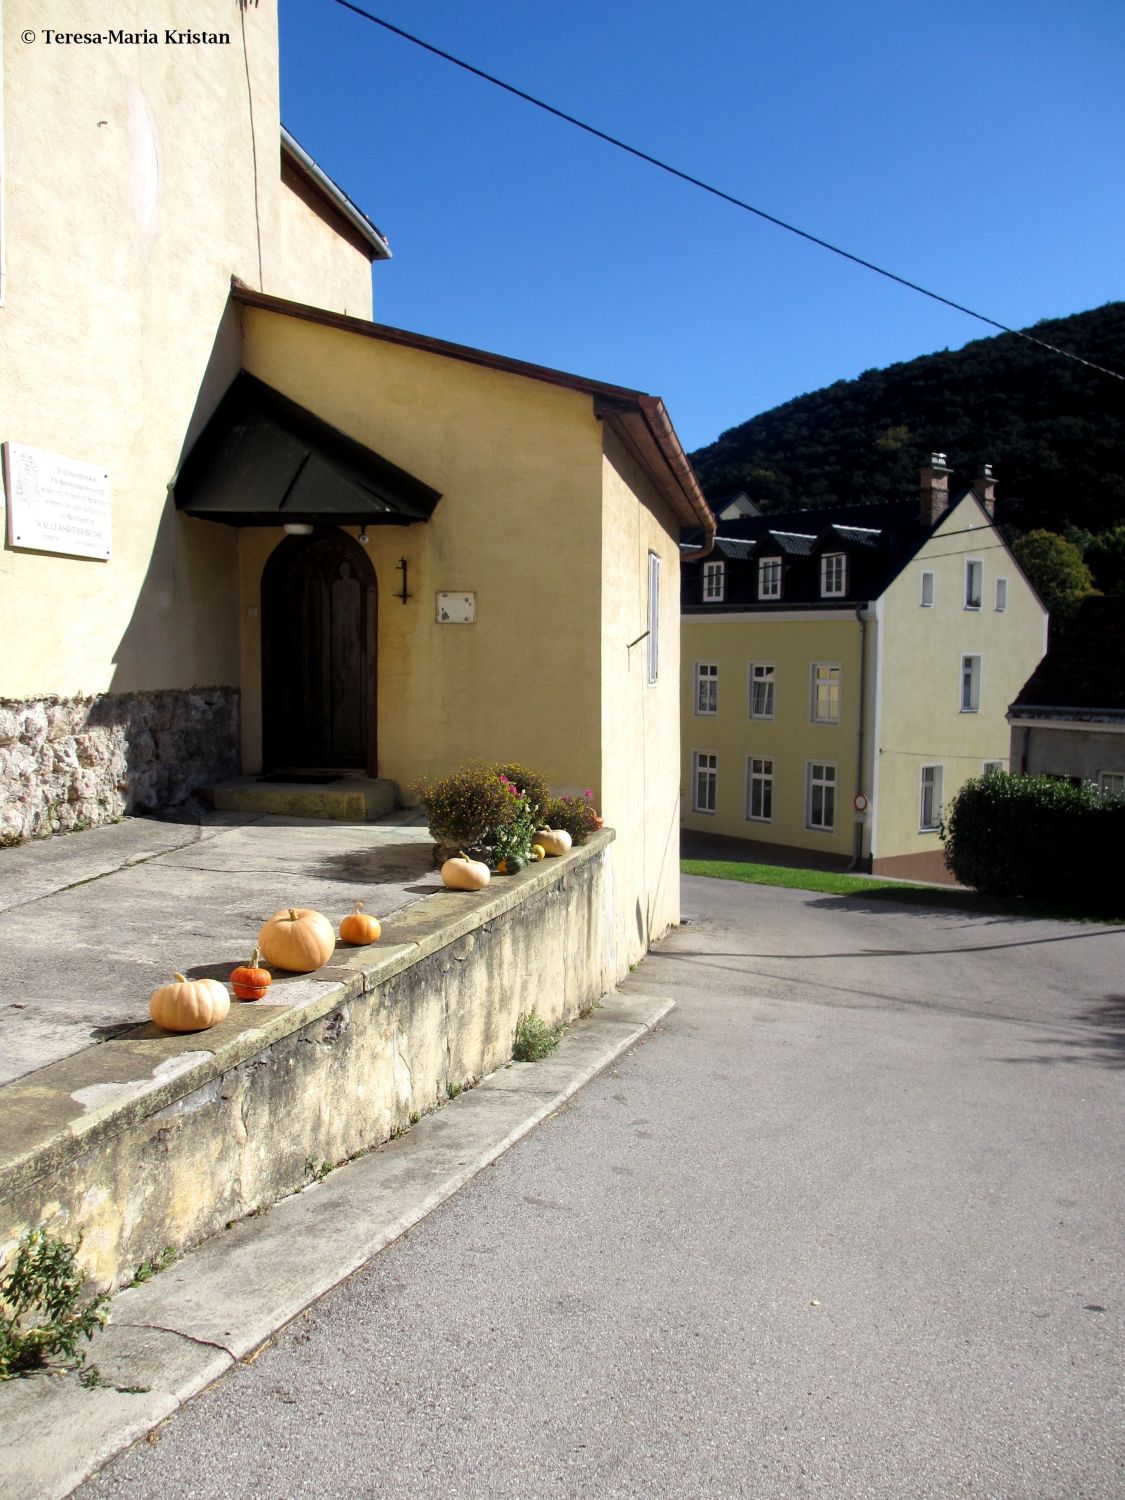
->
[702,560,725,602]
[820,552,846,598]
[758,557,782,600]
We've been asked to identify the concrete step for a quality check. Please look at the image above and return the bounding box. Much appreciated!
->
[207,775,398,822]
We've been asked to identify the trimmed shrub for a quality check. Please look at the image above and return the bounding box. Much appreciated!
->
[412,764,520,853]
[943,773,1123,913]
[545,792,601,846]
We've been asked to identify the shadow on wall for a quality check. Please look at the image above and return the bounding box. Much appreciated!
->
[0,302,247,846]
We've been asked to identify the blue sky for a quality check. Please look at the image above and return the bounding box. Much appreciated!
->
[279,0,1125,454]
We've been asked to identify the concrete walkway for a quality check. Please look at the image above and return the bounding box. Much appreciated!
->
[67,874,1124,1499]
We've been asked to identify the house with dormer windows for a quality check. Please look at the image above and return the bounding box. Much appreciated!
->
[681,456,1048,881]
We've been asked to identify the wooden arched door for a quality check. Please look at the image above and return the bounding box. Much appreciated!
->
[261,529,377,775]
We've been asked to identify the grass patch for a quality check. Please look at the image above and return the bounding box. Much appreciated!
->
[512,1009,561,1062]
[680,859,1121,923]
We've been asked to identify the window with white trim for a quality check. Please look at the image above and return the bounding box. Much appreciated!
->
[647,551,660,685]
[961,654,981,712]
[702,560,725,602]
[982,760,1005,777]
[995,577,1007,611]
[965,559,983,609]
[920,570,934,607]
[749,663,775,719]
[807,762,836,831]
[811,663,841,723]
[820,552,846,597]
[694,662,718,716]
[746,757,774,822]
[758,557,782,600]
[920,764,943,831]
[692,752,717,814]
[1099,772,1125,797]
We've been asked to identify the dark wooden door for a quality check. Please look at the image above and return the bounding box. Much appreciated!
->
[261,530,377,774]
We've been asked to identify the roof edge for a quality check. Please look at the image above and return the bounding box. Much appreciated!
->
[280,128,391,261]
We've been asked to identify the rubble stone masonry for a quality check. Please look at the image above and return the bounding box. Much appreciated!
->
[0,688,239,844]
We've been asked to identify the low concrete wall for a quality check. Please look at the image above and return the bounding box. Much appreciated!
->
[0,833,613,1292]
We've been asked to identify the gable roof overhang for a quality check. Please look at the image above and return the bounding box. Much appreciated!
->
[280,128,391,262]
[174,371,442,527]
[230,282,715,541]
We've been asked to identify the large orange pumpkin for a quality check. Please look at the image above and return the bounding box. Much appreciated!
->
[150,973,230,1033]
[257,908,336,972]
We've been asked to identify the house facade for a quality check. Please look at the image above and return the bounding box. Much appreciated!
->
[1008,597,1125,795]
[0,0,713,966]
[681,457,1048,881]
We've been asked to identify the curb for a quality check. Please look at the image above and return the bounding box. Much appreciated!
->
[0,992,674,1500]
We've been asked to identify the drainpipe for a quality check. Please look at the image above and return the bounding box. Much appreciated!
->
[848,603,869,870]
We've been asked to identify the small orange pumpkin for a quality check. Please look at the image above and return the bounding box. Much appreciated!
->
[440,853,490,891]
[257,907,336,973]
[339,900,382,945]
[150,973,230,1033]
[230,947,272,1002]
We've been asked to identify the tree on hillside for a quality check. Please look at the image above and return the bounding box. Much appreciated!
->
[1085,526,1125,596]
[1012,530,1098,631]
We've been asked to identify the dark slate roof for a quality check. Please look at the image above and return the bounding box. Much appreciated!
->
[1010,598,1125,720]
[829,525,883,549]
[713,537,754,560]
[761,530,817,556]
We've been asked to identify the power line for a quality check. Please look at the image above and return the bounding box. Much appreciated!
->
[330,0,1124,385]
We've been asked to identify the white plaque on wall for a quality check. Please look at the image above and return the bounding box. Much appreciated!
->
[3,443,112,560]
[436,592,476,623]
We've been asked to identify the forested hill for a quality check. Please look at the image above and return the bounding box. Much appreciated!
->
[690,302,1125,536]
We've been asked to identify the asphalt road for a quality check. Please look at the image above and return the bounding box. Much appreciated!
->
[81,877,1125,1499]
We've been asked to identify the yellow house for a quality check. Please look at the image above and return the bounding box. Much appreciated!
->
[0,1,713,965]
[681,456,1047,881]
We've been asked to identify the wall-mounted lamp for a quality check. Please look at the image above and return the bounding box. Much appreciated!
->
[283,522,314,536]
[358,528,369,545]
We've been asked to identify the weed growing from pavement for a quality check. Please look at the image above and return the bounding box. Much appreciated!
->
[512,1010,561,1062]
[0,1229,109,1381]
[131,1246,176,1285]
[305,1159,333,1183]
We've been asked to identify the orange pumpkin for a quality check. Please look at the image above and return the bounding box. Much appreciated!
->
[339,900,382,945]
[230,947,272,1002]
[257,907,336,973]
[150,973,230,1033]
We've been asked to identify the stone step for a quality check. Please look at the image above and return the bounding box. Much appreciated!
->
[206,775,398,822]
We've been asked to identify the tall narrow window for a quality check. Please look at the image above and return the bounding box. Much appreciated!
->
[807,762,836,831]
[811,663,841,723]
[647,551,660,685]
[749,663,775,719]
[692,752,717,814]
[820,552,846,597]
[965,559,983,609]
[694,662,718,716]
[920,765,944,831]
[961,654,981,712]
[702,560,725,602]
[758,557,782,600]
[747,757,774,821]
[995,577,1007,611]
[920,570,934,607]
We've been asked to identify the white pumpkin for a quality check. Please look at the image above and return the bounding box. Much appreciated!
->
[441,853,491,891]
[534,828,572,857]
[150,973,231,1033]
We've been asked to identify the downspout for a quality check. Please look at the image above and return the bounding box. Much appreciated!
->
[848,603,869,870]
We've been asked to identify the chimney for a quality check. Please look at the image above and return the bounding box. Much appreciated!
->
[919,452,951,526]
[974,462,996,518]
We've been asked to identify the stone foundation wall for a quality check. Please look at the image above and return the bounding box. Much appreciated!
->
[0,689,240,845]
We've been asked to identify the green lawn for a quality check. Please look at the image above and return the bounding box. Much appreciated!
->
[680,858,1120,923]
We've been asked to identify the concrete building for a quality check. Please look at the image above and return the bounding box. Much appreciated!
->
[681,456,1048,881]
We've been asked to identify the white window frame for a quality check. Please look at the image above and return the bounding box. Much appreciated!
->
[919,764,944,832]
[820,552,846,598]
[982,760,1005,777]
[920,570,934,607]
[692,751,717,815]
[647,551,660,686]
[694,661,718,716]
[961,654,981,713]
[995,577,1007,611]
[811,662,841,724]
[1099,772,1125,797]
[749,663,775,720]
[806,761,837,832]
[702,560,725,603]
[965,558,983,610]
[758,556,782,601]
[746,756,774,822]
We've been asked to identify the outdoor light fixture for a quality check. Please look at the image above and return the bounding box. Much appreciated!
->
[283,522,313,536]
[358,528,369,545]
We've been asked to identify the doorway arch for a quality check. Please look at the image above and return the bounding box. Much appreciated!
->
[261,529,377,775]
